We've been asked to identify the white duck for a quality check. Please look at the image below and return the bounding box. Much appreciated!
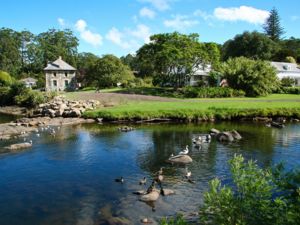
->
[185,168,192,178]
[179,145,189,155]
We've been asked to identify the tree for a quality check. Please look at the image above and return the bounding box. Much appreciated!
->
[222,31,279,61]
[120,54,139,72]
[263,8,285,41]
[0,28,22,76]
[91,54,134,88]
[35,29,79,69]
[274,37,300,63]
[76,52,99,85]
[221,57,279,97]
[136,32,210,87]
[0,71,14,86]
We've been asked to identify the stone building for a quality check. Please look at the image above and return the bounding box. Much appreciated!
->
[44,56,76,92]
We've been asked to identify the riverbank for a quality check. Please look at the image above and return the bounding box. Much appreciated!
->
[0,117,95,137]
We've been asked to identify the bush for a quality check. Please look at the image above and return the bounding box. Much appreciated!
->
[160,214,187,225]
[221,57,280,97]
[0,71,14,86]
[280,87,300,94]
[0,86,12,105]
[182,87,245,98]
[281,77,296,87]
[14,89,46,107]
[199,155,300,225]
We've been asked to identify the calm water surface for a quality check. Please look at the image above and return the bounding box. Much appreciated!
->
[0,122,299,225]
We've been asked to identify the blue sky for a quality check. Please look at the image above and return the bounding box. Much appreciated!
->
[1,0,300,57]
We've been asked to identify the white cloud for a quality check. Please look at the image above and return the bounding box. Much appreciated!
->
[139,0,170,11]
[130,24,151,43]
[193,10,213,21]
[164,15,199,30]
[213,6,269,24]
[106,27,131,49]
[75,19,102,47]
[291,16,300,21]
[57,18,65,26]
[139,7,156,19]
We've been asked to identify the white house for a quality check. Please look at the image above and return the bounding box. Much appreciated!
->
[44,56,76,92]
[271,61,300,86]
[187,64,211,86]
[20,77,37,88]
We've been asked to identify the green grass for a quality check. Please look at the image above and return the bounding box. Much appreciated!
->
[83,94,300,121]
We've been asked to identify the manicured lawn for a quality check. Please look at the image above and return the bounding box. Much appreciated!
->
[83,94,300,121]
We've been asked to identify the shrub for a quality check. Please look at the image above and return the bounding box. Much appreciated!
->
[280,87,300,94]
[280,77,296,87]
[0,71,14,86]
[0,86,12,105]
[14,89,45,107]
[160,214,187,225]
[221,57,280,97]
[285,56,296,64]
[199,155,300,225]
[182,87,245,98]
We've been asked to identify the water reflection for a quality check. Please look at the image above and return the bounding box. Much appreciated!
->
[0,122,299,225]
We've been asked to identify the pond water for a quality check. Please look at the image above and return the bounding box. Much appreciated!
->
[0,122,299,225]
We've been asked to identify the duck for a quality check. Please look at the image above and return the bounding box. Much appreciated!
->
[179,145,189,155]
[193,134,211,144]
[36,133,40,137]
[139,177,147,185]
[185,168,192,178]
[156,174,164,183]
[158,167,164,175]
[115,177,124,183]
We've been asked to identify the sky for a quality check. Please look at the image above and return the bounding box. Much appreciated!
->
[1,0,300,57]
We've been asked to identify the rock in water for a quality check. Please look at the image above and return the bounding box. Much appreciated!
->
[216,131,234,142]
[231,130,242,140]
[167,155,193,164]
[210,128,220,135]
[139,189,160,202]
[4,142,32,151]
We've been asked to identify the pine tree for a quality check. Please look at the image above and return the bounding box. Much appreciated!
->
[263,7,285,41]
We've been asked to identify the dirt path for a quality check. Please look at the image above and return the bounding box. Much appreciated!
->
[66,92,180,106]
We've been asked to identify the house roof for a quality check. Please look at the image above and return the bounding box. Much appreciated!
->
[20,77,37,83]
[271,62,300,73]
[44,56,76,71]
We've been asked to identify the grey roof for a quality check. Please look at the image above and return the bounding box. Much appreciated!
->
[271,62,300,73]
[20,77,37,83]
[44,56,76,71]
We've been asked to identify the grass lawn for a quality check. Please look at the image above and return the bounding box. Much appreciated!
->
[83,94,300,121]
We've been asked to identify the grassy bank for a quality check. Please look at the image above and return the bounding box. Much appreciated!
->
[83,94,300,121]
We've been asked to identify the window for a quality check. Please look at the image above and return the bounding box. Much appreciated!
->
[65,72,68,77]
[53,80,57,86]
[53,72,57,77]
[64,80,69,87]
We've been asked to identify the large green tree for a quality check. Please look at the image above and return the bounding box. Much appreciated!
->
[76,52,99,85]
[136,32,210,87]
[222,31,279,61]
[91,54,134,88]
[221,57,279,97]
[0,28,22,76]
[35,29,79,69]
[263,8,285,41]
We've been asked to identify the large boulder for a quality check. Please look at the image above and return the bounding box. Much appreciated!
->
[167,155,193,164]
[210,128,220,135]
[4,142,32,151]
[139,189,160,202]
[231,130,242,140]
[216,131,234,142]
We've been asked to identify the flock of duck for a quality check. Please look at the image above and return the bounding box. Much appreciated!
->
[113,134,212,223]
